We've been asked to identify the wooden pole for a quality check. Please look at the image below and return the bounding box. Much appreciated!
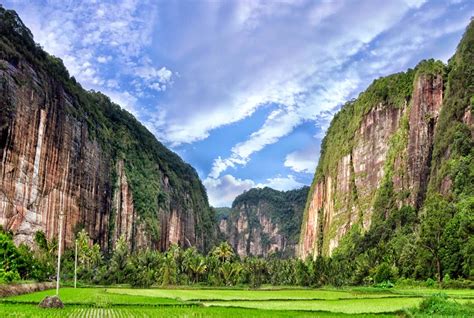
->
[74,239,78,288]
[56,214,64,296]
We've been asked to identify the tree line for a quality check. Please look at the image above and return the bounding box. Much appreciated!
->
[1,196,472,289]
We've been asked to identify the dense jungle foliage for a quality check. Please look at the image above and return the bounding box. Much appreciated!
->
[1,227,472,288]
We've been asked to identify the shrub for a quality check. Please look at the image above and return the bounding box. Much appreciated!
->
[425,278,437,287]
[374,263,394,284]
[0,268,20,283]
[413,293,474,316]
[441,278,474,289]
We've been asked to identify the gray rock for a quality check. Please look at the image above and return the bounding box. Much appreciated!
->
[38,295,64,308]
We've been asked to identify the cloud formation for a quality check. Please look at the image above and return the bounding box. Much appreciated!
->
[5,0,472,207]
[284,145,319,174]
[204,174,305,207]
[203,175,255,207]
[10,0,169,113]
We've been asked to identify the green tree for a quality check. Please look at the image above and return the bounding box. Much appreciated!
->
[76,229,102,282]
[181,248,207,284]
[244,257,267,288]
[211,242,235,263]
[129,250,161,287]
[455,196,474,278]
[373,262,395,284]
[109,235,129,284]
[294,259,309,286]
[218,262,242,286]
[32,231,55,280]
[0,232,21,283]
[160,251,178,286]
[418,195,455,282]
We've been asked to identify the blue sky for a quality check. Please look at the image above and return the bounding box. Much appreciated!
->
[4,0,473,206]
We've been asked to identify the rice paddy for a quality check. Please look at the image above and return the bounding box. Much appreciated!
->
[1,287,473,317]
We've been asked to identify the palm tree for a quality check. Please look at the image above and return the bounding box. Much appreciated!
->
[218,262,242,286]
[211,242,235,263]
[160,252,177,286]
[188,257,207,283]
[244,257,267,288]
[109,235,129,284]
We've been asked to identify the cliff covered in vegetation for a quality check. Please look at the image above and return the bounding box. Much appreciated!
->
[219,186,308,258]
[299,20,473,281]
[0,7,216,252]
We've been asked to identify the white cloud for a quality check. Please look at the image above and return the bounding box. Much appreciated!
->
[205,173,305,207]
[308,1,343,26]
[204,174,255,207]
[135,64,174,90]
[207,76,359,179]
[144,0,417,152]
[256,175,304,191]
[156,67,173,83]
[8,0,167,109]
[106,79,119,89]
[403,0,427,9]
[284,144,319,174]
[97,55,112,63]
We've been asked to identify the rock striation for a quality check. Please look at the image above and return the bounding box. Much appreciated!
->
[0,8,215,252]
[299,21,474,259]
[219,187,308,258]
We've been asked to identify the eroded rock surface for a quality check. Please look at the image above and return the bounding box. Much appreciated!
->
[0,8,215,252]
[219,187,308,258]
[298,70,455,258]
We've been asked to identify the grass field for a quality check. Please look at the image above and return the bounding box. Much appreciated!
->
[106,288,401,300]
[1,287,473,317]
[204,298,423,313]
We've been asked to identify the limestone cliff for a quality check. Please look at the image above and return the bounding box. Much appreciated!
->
[299,21,474,259]
[219,187,308,258]
[0,8,216,252]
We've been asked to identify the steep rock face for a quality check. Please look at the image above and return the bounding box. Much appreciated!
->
[352,104,403,228]
[219,187,308,258]
[405,75,443,208]
[112,160,146,249]
[299,61,450,258]
[300,17,474,259]
[223,205,284,257]
[299,104,404,258]
[0,8,215,252]
[0,69,111,249]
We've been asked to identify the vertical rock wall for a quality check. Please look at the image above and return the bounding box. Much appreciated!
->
[0,8,215,252]
[219,187,308,258]
[299,73,446,258]
[0,62,112,249]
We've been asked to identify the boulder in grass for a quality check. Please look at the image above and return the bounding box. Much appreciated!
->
[38,295,64,308]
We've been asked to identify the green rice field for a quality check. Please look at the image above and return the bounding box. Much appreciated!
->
[1,287,473,317]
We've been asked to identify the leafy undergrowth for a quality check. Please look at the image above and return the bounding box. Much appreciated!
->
[405,293,474,317]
